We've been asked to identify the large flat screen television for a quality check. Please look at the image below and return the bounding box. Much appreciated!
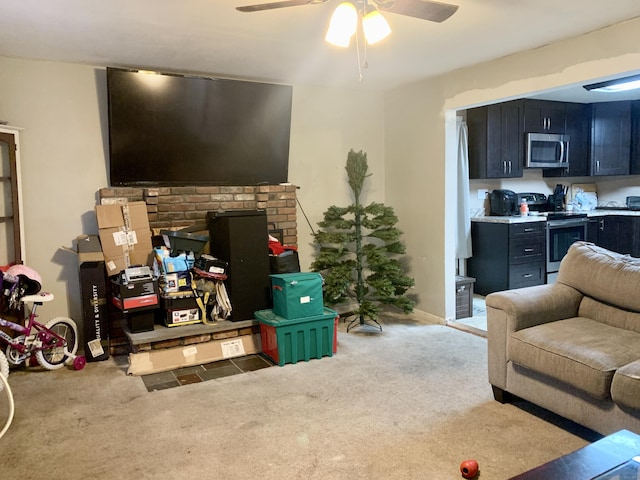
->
[106,68,292,186]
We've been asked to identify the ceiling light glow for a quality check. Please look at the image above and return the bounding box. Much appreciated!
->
[325,2,358,48]
[583,74,640,93]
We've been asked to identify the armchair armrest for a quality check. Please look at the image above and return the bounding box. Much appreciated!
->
[486,283,583,390]
[487,283,583,332]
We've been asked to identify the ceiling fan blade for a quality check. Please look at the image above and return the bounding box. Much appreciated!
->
[377,0,459,23]
[236,0,326,13]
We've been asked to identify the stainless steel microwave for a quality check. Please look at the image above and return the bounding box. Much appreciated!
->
[525,133,569,168]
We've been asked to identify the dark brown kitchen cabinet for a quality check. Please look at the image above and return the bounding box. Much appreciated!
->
[591,215,640,257]
[467,221,546,295]
[544,102,591,178]
[631,100,640,174]
[523,99,566,134]
[586,217,599,244]
[467,101,523,179]
[590,101,631,176]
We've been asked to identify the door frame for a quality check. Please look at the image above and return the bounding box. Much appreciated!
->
[0,125,25,265]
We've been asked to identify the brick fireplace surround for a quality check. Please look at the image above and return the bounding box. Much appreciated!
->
[99,184,298,246]
[98,184,298,355]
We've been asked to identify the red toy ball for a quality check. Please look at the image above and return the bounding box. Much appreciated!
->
[460,459,479,479]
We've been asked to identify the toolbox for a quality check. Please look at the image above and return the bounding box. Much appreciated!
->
[110,267,159,311]
[160,293,202,327]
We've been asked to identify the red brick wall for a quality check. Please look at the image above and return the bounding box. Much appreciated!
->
[98,185,298,247]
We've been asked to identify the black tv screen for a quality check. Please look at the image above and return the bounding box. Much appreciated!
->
[106,68,292,186]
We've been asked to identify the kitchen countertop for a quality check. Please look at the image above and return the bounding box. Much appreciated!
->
[472,209,640,224]
[586,209,640,217]
[471,215,547,224]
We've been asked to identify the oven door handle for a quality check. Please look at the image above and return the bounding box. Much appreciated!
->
[547,219,588,228]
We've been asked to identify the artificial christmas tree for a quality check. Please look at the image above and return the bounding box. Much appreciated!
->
[311,149,415,331]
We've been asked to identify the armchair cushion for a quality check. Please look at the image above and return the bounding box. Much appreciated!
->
[558,242,640,313]
[611,360,640,411]
[509,317,640,400]
[578,296,640,334]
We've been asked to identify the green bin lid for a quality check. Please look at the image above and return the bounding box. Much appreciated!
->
[255,307,337,326]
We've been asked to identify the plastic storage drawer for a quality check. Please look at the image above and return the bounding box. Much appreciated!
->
[255,308,338,366]
[270,272,323,319]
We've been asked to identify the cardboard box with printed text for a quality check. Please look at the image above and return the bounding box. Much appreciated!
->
[96,201,153,276]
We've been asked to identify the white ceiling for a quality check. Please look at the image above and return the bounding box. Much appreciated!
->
[1,0,640,94]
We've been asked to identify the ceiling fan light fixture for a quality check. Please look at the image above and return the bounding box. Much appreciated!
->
[325,2,358,47]
[362,8,391,44]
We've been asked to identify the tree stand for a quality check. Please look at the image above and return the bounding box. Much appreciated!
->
[346,314,382,332]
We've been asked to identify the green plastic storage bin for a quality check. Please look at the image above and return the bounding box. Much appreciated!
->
[255,308,338,366]
[270,272,323,319]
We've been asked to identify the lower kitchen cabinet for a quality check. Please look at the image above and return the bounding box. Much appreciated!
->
[589,215,640,257]
[467,221,546,296]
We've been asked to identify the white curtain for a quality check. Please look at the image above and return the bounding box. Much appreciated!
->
[456,117,472,262]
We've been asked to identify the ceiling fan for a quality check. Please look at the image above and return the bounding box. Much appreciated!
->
[236,0,459,24]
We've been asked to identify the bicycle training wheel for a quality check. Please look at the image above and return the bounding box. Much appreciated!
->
[0,350,9,392]
[35,317,79,370]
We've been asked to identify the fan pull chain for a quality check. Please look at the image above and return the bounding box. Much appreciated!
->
[355,23,368,82]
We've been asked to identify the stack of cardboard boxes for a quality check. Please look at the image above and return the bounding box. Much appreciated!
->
[94,201,159,336]
[85,201,222,344]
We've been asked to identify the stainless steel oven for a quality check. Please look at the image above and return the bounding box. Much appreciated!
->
[546,213,588,283]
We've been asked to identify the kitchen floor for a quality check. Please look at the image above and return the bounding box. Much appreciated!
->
[448,295,487,337]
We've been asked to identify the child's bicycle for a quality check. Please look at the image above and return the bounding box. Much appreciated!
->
[0,268,86,373]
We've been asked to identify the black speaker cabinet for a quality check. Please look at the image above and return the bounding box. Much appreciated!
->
[206,210,271,321]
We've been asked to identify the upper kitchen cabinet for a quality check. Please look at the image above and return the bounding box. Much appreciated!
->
[467,101,523,179]
[544,102,591,178]
[523,99,566,134]
[631,100,640,174]
[590,101,631,176]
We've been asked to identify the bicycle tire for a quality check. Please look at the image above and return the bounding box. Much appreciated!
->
[5,337,27,367]
[35,317,79,370]
[0,350,9,392]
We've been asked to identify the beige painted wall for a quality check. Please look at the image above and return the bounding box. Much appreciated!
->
[0,57,385,331]
[386,17,640,321]
[0,58,107,323]
[288,85,385,272]
[384,77,451,324]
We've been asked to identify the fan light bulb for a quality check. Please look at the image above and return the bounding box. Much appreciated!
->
[325,2,358,48]
[362,8,391,44]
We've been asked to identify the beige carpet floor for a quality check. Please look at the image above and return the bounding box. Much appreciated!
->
[0,313,599,479]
